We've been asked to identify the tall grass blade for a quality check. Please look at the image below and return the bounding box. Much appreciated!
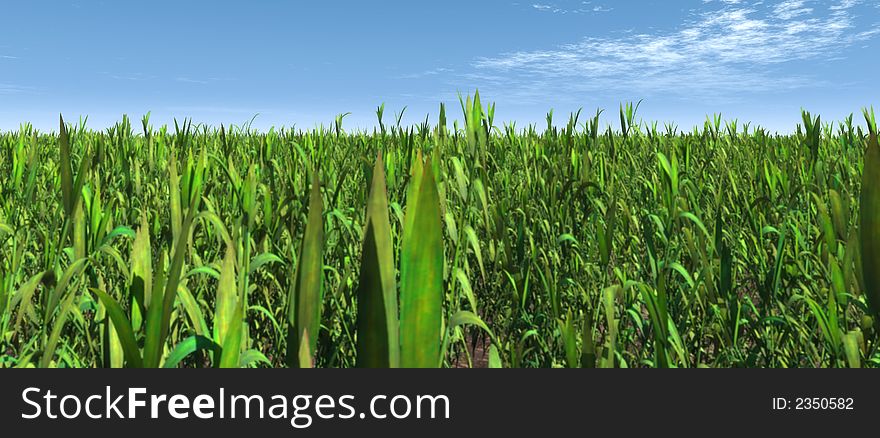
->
[214,242,238,349]
[861,130,880,317]
[356,154,400,368]
[287,173,324,367]
[400,158,445,368]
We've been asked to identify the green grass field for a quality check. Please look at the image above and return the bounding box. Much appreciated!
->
[2,95,879,368]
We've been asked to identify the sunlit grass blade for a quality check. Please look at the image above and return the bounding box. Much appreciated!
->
[356,154,400,368]
[154,170,200,366]
[287,173,324,367]
[129,213,152,332]
[400,158,444,368]
[488,345,502,368]
[104,308,124,368]
[218,305,243,368]
[213,242,238,349]
[58,115,74,217]
[842,330,862,368]
[299,329,313,368]
[142,249,167,368]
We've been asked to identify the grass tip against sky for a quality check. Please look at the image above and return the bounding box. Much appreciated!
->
[0,0,879,132]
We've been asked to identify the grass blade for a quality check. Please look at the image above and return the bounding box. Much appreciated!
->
[130,213,152,332]
[287,173,324,367]
[400,158,445,368]
[164,335,219,368]
[58,115,74,217]
[218,305,243,368]
[356,154,400,368]
[92,288,144,368]
[299,329,313,368]
[214,242,238,348]
[860,131,880,317]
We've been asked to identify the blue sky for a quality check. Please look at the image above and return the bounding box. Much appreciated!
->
[0,0,878,133]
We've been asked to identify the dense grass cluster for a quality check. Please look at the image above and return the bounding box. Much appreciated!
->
[1,95,879,368]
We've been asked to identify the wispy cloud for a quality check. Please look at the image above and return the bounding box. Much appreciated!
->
[175,77,209,85]
[165,105,268,115]
[474,0,878,102]
[100,73,232,85]
[174,76,236,85]
[397,67,455,79]
[773,0,813,19]
[103,72,156,81]
[529,1,612,14]
[1,55,18,59]
[0,83,32,94]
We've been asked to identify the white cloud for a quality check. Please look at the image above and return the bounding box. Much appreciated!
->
[773,0,812,20]
[830,0,858,10]
[474,0,878,102]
